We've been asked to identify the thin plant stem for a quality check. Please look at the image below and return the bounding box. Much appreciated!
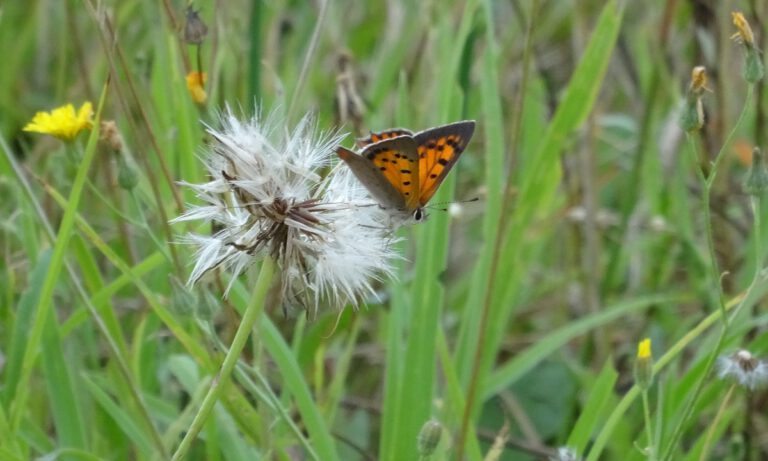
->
[698,384,735,461]
[707,86,755,188]
[454,2,538,457]
[286,0,329,123]
[10,90,107,432]
[171,258,276,460]
[83,1,184,272]
[661,88,754,460]
[751,196,763,273]
[0,132,169,458]
[642,390,656,460]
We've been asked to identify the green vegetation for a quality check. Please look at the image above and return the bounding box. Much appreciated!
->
[1,1,767,460]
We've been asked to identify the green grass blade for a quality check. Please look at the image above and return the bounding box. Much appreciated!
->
[9,85,108,431]
[483,294,680,398]
[81,374,154,458]
[41,294,88,452]
[566,360,619,454]
[2,250,51,410]
[261,318,335,460]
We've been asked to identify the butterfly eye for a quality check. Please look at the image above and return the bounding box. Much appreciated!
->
[413,208,426,222]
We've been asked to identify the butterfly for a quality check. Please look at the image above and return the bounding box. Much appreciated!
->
[336,120,475,222]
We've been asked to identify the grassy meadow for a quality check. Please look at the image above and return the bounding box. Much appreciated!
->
[2,0,768,460]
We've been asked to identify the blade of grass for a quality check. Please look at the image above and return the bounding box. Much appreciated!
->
[483,294,680,398]
[81,374,154,458]
[261,317,338,460]
[9,85,108,433]
[585,282,768,461]
[41,280,88,452]
[566,360,619,454]
[381,2,479,459]
[171,258,275,460]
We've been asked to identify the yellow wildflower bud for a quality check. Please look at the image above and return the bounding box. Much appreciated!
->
[186,71,207,104]
[634,338,654,390]
[638,339,651,359]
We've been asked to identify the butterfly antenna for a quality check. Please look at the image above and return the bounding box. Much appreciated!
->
[425,196,480,212]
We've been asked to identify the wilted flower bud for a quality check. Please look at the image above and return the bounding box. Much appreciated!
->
[744,147,768,195]
[100,120,124,152]
[731,12,764,83]
[184,7,208,45]
[634,338,654,390]
[417,419,442,457]
[689,66,709,96]
[117,156,138,190]
[732,12,755,47]
[680,67,707,131]
[680,96,704,132]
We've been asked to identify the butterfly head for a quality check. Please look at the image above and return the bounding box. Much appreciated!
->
[412,207,427,222]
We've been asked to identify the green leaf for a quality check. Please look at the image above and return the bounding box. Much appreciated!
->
[566,360,619,454]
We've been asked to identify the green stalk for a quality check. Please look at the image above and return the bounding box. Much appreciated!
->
[660,87,753,459]
[641,390,656,460]
[9,85,107,432]
[171,258,275,460]
[286,0,329,123]
[697,384,735,461]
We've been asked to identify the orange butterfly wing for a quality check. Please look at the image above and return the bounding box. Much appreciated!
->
[356,128,414,149]
[337,136,420,212]
[414,121,475,206]
[361,136,421,211]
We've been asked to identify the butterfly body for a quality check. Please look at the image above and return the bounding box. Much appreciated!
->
[336,120,475,223]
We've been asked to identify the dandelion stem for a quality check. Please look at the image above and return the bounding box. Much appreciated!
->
[642,390,656,460]
[171,258,275,460]
[698,384,735,461]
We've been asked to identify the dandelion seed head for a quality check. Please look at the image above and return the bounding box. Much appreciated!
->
[175,107,397,313]
[550,446,581,461]
[717,349,768,391]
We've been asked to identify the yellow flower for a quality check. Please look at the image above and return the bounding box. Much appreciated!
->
[635,338,654,390]
[23,102,93,141]
[732,12,755,47]
[637,338,651,359]
[186,71,207,104]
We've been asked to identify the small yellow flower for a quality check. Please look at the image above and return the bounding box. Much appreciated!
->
[23,102,93,141]
[637,338,652,359]
[731,12,755,47]
[186,71,207,104]
[635,338,654,390]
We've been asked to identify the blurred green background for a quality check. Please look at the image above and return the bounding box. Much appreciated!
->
[1,0,767,460]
